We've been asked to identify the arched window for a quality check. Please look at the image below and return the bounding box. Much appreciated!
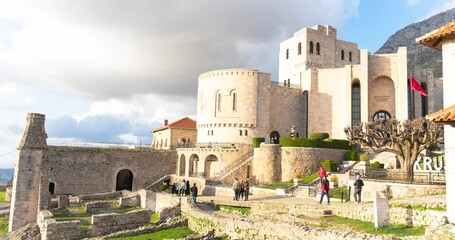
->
[286,49,289,59]
[341,50,345,60]
[244,130,248,136]
[316,42,320,55]
[349,51,352,62]
[239,130,243,136]
[216,92,222,112]
[309,41,314,54]
[373,111,391,121]
[421,82,428,116]
[284,80,287,86]
[298,42,302,55]
[352,82,361,125]
[232,92,237,112]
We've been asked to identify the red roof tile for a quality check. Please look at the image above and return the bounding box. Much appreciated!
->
[152,117,197,133]
[416,20,455,50]
[426,104,455,124]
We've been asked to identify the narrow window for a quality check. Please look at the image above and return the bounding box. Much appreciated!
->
[207,130,210,136]
[288,79,290,87]
[284,80,287,86]
[232,92,237,112]
[245,130,248,136]
[217,92,222,112]
[239,130,243,136]
[352,83,361,125]
[298,42,302,55]
[309,41,314,54]
[211,130,214,135]
[316,43,320,55]
[341,50,345,60]
[49,182,55,195]
[286,49,289,59]
[349,51,352,62]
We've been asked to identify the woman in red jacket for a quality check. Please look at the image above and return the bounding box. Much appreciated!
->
[319,177,330,205]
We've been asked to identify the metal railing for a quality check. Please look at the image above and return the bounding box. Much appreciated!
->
[270,81,300,89]
[218,150,254,180]
[195,142,236,149]
[349,169,445,184]
[47,140,148,148]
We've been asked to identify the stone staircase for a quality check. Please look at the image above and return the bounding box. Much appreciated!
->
[144,174,171,190]
[205,150,254,186]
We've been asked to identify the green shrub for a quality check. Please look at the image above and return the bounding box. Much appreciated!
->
[370,161,385,169]
[321,160,338,172]
[324,139,351,150]
[158,184,169,192]
[345,150,357,160]
[303,172,319,184]
[252,137,265,148]
[309,132,330,140]
[359,153,369,161]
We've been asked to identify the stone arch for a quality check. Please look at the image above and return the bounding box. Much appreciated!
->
[373,110,391,121]
[48,182,55,195]
[369,76,395,118]
[116,169,133,191]
[179,154,186,176]
[204,154,219,178]
[189,154,199,177]
[309,41,314,54]
[270,131,280,144]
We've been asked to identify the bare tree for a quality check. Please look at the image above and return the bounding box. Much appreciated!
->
[344,118,444,181]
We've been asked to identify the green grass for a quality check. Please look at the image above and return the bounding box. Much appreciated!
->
[109,226,194,239]
[391,203,446,212]
[257,181,293,190]
[0,218,8,236]
[219,205,251,216]
[0,191,7,202]
[302,172,318,184]
[330,186,348,200]
[325,215,425,237]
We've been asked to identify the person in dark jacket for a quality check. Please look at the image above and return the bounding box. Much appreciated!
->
[191,183,198,203]
[353,174,364,203]
[185,180,190,196]
[319,177,330,205]
[243,179,250,201]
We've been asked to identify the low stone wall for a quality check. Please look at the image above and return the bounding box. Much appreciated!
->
[38,210,84,240]
[181,199,388,240]
[159,206,181,222]
[90,210,152,236]
[79,191,122,201]
[171,175,207,195]
[85,201,111,213]
[346,180,446,202]
[100,218,188,239]
[119,195,140,207]
[155,193,181,212]
[250,201,446,227]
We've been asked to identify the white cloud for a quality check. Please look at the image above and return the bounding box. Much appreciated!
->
[0,82,35,109]
[406,0,420,6]
[422,0,455,20]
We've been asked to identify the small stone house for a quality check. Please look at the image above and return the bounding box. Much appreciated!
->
[151,117,197,150]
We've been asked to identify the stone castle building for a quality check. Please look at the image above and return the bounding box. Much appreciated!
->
[151,117,197,150]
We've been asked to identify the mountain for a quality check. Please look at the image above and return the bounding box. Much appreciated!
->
[376,8,455,78]
[0,169,14,186]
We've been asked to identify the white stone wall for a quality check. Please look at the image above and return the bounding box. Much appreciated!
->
[442,35,455,223]
[151,128,172,149]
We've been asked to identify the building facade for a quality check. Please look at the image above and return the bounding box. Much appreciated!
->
[151,118,197,150]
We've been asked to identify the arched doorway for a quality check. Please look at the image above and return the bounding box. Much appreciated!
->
[373,110,391,121]
[179,155,186,176]
[189,154,199,177]
[270,131,280,144]
[116,169,133,191]
[204,155,219,178]
[49,182,55,195]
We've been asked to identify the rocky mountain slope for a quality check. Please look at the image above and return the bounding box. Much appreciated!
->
[376,7,455,78]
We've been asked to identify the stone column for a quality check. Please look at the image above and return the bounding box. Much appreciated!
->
[9,113,47,231]
[258,144,281,184]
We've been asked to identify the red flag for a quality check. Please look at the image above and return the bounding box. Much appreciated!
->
[410,77,428,96]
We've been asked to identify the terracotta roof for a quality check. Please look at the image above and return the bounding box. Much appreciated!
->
[416,20,455,50]
[152,117,197,133]
[426,104,455,124]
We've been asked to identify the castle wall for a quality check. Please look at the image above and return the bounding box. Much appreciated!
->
[43,146,177,195]
[256,144,281,184]
[280,147,347,181]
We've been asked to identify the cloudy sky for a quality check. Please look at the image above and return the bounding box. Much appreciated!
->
[0,0,454,168]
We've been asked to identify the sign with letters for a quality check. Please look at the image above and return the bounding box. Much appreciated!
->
[413,154,444,171]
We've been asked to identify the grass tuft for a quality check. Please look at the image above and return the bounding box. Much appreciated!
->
[108,226,194,239]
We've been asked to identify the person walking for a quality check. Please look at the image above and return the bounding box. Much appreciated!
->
[243,179,250,201]
[353,174,364,203]
[232,178,241,201]
[185,180,190,196]
[319,177,330,205]
[318,165,327,183]
[180,180,186,196]
[191,183,198,204]
[239,180,245,200]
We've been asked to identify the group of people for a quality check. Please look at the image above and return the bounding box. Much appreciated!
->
[171,179,198,203]
[318,165,364,205]
[232,178,250,201]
